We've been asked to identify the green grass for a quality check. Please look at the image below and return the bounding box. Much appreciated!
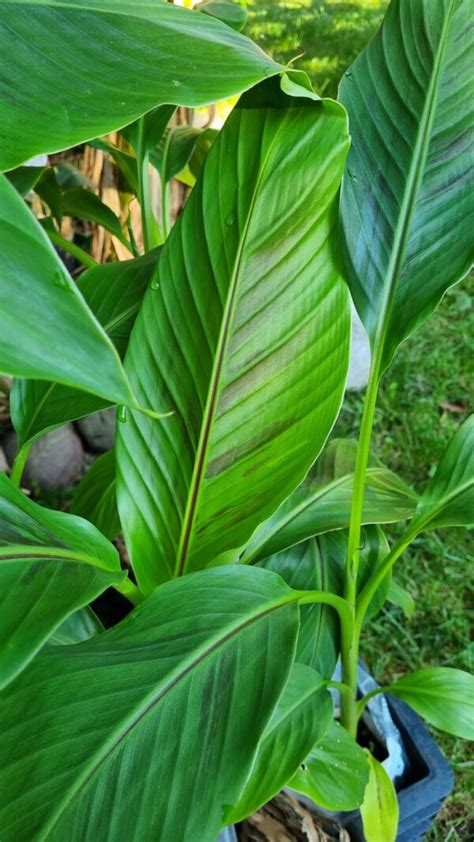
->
[240,2,473,837]
[243,0,388,96]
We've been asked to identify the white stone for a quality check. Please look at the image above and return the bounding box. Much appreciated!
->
[22,154,48,167]
[346,300,371,391]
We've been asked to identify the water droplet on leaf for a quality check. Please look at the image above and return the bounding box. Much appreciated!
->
[117,405,128,424]
[225,213,235,226]
[150,277,160,290]
[345,71,354,81]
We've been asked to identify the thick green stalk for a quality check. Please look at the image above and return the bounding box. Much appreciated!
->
[114,577,145,606]
[344,344,384,602]
[160,130,172,240]
[10,443,32,487]
[327,680,354,701]
[341,338,385,734]
[355,686,386,719]
[137,117,155,253]
[302,587,358,732]
[340,615,360,737]
[298,589,353,633]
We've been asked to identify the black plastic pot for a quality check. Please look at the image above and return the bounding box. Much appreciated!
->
[217,668,454,842]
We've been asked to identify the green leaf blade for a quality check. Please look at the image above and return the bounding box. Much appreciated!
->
[47,607,103,646]
[389,667,474,739]
[387,579,415,619]
[61,188,130,249]
[229,664,334,822]
[118,81,351,591]
[289,720,369,811]
[71,450,120,541]
[0,175,134,406]
[197,1,248,32]
[0,473,123,688]
[412,414,474,532]
[360,752,399,842]
[0,0,282,170]
[340,0,474,372]
[10,250,160,448]
[6,165,46,196]
[0,566,300,841]
[243,438,418,564]
[258,539,340,678]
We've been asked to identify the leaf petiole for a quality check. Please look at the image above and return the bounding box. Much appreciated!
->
[114,577,146,606]
[10,442,32,488]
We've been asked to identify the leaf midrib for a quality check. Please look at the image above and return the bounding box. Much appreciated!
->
[0,544,116,572]
[174,109,286,577]
[37,591,297,840]
[372,0,457,361]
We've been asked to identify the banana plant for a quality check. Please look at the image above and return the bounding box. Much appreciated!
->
[0,2,472,841]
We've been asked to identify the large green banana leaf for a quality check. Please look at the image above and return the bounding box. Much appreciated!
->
[0,566,301,841]
[117,79,351,591]
[11,249,160,448]
[0,0,282,170]
[0,175,134,405]
[229,664,334,822]
[0,473,124,688]
[410,414,474,532]
[339,0,474,374]
[243,438,418,563]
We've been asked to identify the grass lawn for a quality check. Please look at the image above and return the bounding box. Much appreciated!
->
[241,2,474,838]
[243,0,388,96]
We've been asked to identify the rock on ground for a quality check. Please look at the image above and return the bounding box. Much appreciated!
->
[2,425,84,489]
[76,408,116,452]
[0,445,8,474]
